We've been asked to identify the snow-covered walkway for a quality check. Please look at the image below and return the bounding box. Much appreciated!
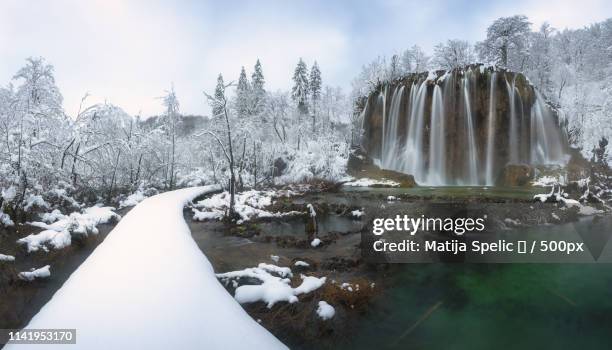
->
[8,186,287,350]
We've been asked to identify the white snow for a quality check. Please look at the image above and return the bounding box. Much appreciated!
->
[193,190,301,224]
[23,194,49,211]
[217,264,326,309]
[0,253,15,262]
[40,209,66,224]
[351,209,364,218]
[17,229,71,253]
[311,238,322,247]
[343,178,400,187]
[0,211,14,227]
[387,195,397,201]
[307,203,317,217]
[18,265,51,281]
[270,255,280,263]
[294,260,310,267]
[8,186,287,350]
[19,205,121,253]
[316,301,335,320]
[293,275,327,295]
[119,190,148,208]
[532,175,566,187]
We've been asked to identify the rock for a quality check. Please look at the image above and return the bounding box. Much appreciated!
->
[346,148,417,188]
[502,164,534,186]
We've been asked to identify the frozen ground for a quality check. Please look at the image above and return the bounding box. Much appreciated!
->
[7,186,287,350]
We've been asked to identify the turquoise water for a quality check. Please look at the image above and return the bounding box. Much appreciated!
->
[341,263,612,349]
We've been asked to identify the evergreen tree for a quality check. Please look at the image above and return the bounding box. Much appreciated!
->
[213,74,225,117]
[310,61,322,104]
[236,66,250,117]
[291,58,309,114]
[251,59,265,114]
[309,61,322,131]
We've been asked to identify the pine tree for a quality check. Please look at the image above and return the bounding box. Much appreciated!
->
[213,74,225,117]
[291,58,309,114]
[309,61,322,131]
[310,61,322,104]
[236,66,250,117]
[251,59,265,115]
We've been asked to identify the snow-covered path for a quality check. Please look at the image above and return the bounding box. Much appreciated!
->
[8,186,287,350]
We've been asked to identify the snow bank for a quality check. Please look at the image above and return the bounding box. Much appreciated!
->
[17,229,71,253]
[534,185,603,216]
[316,301,335,320]
[0,211,14,227]
[119,191,147,208]
[18,205,121,253]
[8,185,287,350]
[0,253,15,262]
[311,238,322,247]
[18,265,51,281]
[343,178,400,187]
[217,264,327,309]
[351,209,365,218]
[193,190,301,224]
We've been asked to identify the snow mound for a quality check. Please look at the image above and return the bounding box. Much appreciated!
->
[18,265,51,281]
[193,190,301,224]
[8,185,287,350]
[311,238,322,247]
[0,211,14,227]
[294,260,310,267]
[18,229,71,252]
[0,253,15,262]
[119,191,147,208]
[351,209,364,218]
[343,178,400,187]
[316,301,335,320]
[19,205,121,253]
[217,264,327,309]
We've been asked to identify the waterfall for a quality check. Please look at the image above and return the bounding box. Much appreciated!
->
[506,76,520,163]
[531,91,567,164]
[362,67,569,187]
[428,85,445,185]
[462,72,479,185]
[381,86,404,169]
[485,72,498,186]
[402,81,428,182]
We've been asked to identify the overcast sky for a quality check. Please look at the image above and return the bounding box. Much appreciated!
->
[1,0,610,117]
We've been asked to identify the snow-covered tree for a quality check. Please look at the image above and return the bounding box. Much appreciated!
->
[477,15,531,70]
[291,58,310,115]
[161,86,180,190]
[235,67,251,117]
[432,39,474,70]
[309,61,322,130]
[251,59,265,115]
[409,45,430,73]
[213,74,226,118]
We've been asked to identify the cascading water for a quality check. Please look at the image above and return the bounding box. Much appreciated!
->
[364,67,569,186]
[506,76,521,164]
[402,82,428,181]
[531,90,567,165]
[428,85,445,185]
[485,72,498,186]
[380,86,404,169]
[462,71,479,185]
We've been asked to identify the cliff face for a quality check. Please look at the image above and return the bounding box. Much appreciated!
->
[358,65,569,186]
